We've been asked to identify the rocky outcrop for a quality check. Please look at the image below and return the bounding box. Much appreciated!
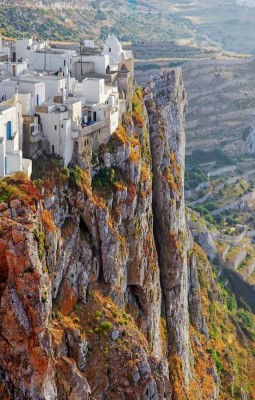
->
[145,68,192,384]
[2,69,252,399]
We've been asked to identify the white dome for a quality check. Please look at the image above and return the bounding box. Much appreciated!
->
[105,35,122,51]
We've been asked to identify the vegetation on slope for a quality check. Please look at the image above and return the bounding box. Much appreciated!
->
[192,244,255,399]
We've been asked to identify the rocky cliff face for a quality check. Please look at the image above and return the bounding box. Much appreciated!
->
[145,69,192,384]
[1,69,255,399]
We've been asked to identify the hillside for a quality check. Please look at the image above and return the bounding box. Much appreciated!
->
[182,58,255,156]
[1,69,255,399]
[2,0,255,56]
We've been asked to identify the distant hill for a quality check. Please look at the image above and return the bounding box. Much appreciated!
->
[236,0,255,7]
[0,0,255,55]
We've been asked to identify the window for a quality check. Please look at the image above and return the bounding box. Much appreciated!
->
[36,94,39,106]
[52,145,55,154]
[109,47,111,52]
[6,121,12,140]
[54,125,57,131]
[61,124,64,128]
[64,60,66,67]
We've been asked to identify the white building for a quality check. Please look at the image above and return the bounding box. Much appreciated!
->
[35,99,82,166]
[0,61,27,79]
[72,77,119,134]
[15,38,48,62]
[0,97,32,178]
[0,78,46,115]
[28,48,76,73]
[102,35,133,70]
[18,69,75,101]
[73,54,110,77]
[0,35,133,165]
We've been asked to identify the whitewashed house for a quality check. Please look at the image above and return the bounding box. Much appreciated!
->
[73,76,119,134]
[18,69,76,101]
[15,38,48,62]
[0,96,32,178]
[28,48,76,73]
[35,98,82,166]
[0,78,45,115]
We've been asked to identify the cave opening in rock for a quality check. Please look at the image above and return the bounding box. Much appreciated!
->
[128,284,148,315]
[79,217,92,245]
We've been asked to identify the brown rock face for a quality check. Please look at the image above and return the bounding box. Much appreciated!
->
[0,218,56,399]
[0,70,219,399]
[145,69,192,383]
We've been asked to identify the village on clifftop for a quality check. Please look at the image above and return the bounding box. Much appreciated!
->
[0,35,134,177]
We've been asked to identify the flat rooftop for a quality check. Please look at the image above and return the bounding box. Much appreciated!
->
[0,105,14,112]
[13,77,43,85]
[18,74,63,82]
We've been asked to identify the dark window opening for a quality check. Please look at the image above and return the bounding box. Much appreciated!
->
[54,125,57,130]
[52,145,55,154]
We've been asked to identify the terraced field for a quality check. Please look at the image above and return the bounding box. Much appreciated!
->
[183,58,255,155]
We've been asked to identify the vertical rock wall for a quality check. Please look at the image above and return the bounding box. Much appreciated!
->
[145,69,191,384]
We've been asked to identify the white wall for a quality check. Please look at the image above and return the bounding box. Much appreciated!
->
[6,130,19,153]
[110,110,119,134]
[18,93,32,115]
[15,38,32,61]
[22,158,32,178]
[43,78,65,100]
[15,38,48,62]
[0,106,19,140]
[8,62,28,77]
[82,55,109,75]
[91,104,108,122]
[7,152,22,174]
[0,81,15,101]
[0,140,5,177]
[39,110,73,165]
[20,81,45,114]
[29,51,73,72]
[82,78,105,103]
[66,100,81,123]
[62,119,73,166]
[0,103,29,177]
[0,79,45,114]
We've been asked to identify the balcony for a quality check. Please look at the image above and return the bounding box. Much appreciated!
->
[72,120,108,139]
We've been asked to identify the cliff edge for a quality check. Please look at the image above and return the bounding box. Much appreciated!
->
[0,69,255,399]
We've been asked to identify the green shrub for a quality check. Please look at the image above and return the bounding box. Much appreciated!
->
[207,348,224,374]
[237,309,254,331]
